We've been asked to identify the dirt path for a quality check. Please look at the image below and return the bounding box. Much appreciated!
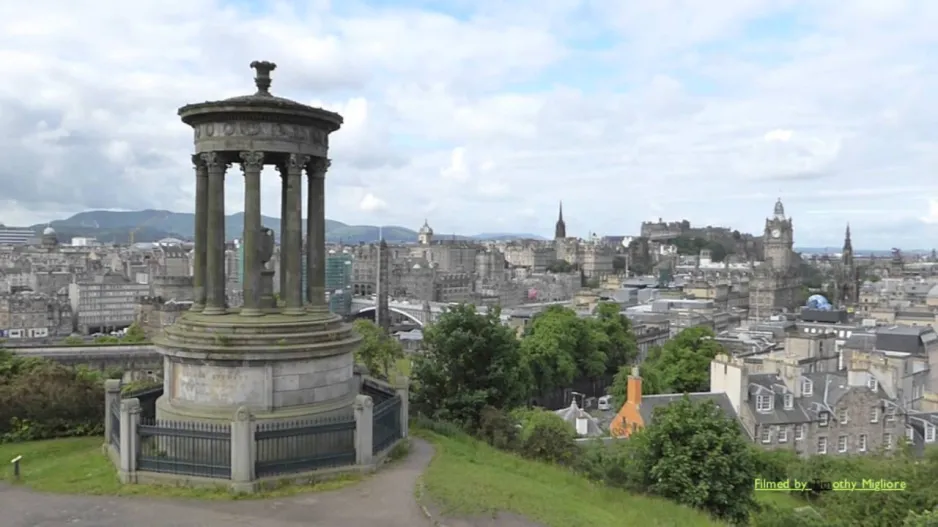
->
[0,439,435,527]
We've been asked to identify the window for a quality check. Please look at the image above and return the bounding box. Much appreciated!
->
[907,426,915,442]
[795,424,805,441]
[838,435,848,453]
[778,426,788,443]
[859,434,868,452]
[838,409,849,424]
[760,427,772,444]
[885,407,896,423]
[927,425,936,443]
[756,394,773,412]
[820,412,830,426]
[870,407,879,423]
[884,433,893,450]
[817,436,828,454]
[868,377,878,391]
[803,379,814,396]
[784,394,793,410]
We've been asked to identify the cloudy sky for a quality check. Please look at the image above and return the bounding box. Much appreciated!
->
[1,0,936,248]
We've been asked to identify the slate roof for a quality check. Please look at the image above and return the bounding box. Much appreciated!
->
[554,401,603,437]
[639,392,748,438]
[746,371,891,426]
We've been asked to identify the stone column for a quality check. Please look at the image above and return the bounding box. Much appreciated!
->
[306,158,330,312]
[191,155,208,311]
[230,406,256,493]
[282,154,309,315]
[394,375,410,439]
[202,152,228,315]
[118,397,141,484]
[279,172,287,299]
[354,394,374,466]
[240,151,265,316]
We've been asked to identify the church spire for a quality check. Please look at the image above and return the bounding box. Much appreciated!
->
[554,201,566,239]
[843,223,852,252]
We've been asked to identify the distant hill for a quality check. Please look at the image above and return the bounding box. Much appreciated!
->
[25,210,537,244]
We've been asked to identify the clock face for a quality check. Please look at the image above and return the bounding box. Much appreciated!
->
[771,229,781,238]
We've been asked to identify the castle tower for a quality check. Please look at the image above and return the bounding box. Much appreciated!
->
[554,201,566,240]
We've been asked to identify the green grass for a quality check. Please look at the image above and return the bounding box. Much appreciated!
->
[754,490,806,510]
[0,436,361,500]
[414,429,725,527]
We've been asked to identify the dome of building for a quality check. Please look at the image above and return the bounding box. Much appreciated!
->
[42,226,55,235]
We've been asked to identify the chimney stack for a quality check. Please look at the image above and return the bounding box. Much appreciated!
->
[627,366,642,406]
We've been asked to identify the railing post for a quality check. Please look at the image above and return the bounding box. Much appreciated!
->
[104,379,121,446]
[354,394,374,466]
[230,406,256,493]
[394,375,409,439]
[118,398,140,483]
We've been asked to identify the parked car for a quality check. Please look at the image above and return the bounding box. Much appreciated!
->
[597,395,612,411]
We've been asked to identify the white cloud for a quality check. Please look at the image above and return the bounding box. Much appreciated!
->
[0,0,936,247]
[359,193,388,212]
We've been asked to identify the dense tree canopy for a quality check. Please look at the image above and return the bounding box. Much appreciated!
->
[521,303,637,394]
[632,395,757,524]
[637,326,724,395]
[353,319,404,380]
[411,304,532,428]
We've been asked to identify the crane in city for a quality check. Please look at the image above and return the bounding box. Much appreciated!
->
[128,213,170,244]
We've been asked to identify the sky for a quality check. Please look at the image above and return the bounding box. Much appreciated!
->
[1,0,937,249]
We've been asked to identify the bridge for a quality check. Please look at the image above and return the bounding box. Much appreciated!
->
[9,344,163,382]
[349,299,466,326]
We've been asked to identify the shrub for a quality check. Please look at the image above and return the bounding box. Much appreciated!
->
[0,354,105,442]
[751,504,826,527]
[751,446,800,482]
[575,439,643,491]
[905,508,938,527]
[516,409,578,465]
[476,406,520,451]
[412,415,468,438]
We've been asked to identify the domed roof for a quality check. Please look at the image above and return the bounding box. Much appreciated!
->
[177,61,342,130]
[927,284,938,299]
[42,226,55,235]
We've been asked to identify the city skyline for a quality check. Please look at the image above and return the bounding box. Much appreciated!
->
[1,1,936,248]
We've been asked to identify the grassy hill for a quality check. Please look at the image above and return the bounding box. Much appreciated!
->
[415,428,724,527]
[25,210,540,244]
[30,210,419,244]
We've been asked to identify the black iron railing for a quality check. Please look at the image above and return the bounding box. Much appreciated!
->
[254,416,356,478]
[109,404,121,451]
[372,395,402,455]
[362,378,395,404]
[137,418,231,479]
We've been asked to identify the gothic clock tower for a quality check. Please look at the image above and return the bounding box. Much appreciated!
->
[764,198,794,271]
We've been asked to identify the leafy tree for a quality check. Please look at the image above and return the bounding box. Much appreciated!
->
[639,326,724,394]
[592,302,638,374]
[411,304,531,428]
[521,306,604,394]
[123,322,147,343]
[352,319,404,380]
[632,395,757,523]
[546,259,573,273]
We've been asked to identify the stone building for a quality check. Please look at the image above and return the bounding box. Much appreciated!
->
[68,273,150,334]
[749,199,802,320]
[712,353,911,456]
[0,291,72,338]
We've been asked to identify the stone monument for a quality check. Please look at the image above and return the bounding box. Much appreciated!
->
[154,61,362,424]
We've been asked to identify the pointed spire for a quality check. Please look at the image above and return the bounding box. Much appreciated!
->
[843,223,853,251]
[558,201,564,222]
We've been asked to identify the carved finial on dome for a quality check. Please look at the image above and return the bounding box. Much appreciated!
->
[249,61,277,96]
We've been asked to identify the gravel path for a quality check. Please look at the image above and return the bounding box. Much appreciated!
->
[0,439,434,527]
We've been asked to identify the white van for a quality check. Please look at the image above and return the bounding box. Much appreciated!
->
[597,395,612,411]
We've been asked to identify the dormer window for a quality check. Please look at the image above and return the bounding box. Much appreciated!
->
[802,378,813,396]
[784,394,794,410]
[868,377,878,391]
[756,394,774,413]
[927,425,936,443]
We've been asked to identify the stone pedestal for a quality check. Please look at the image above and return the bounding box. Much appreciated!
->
[154,310,361,424]
[259,270,276,311]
